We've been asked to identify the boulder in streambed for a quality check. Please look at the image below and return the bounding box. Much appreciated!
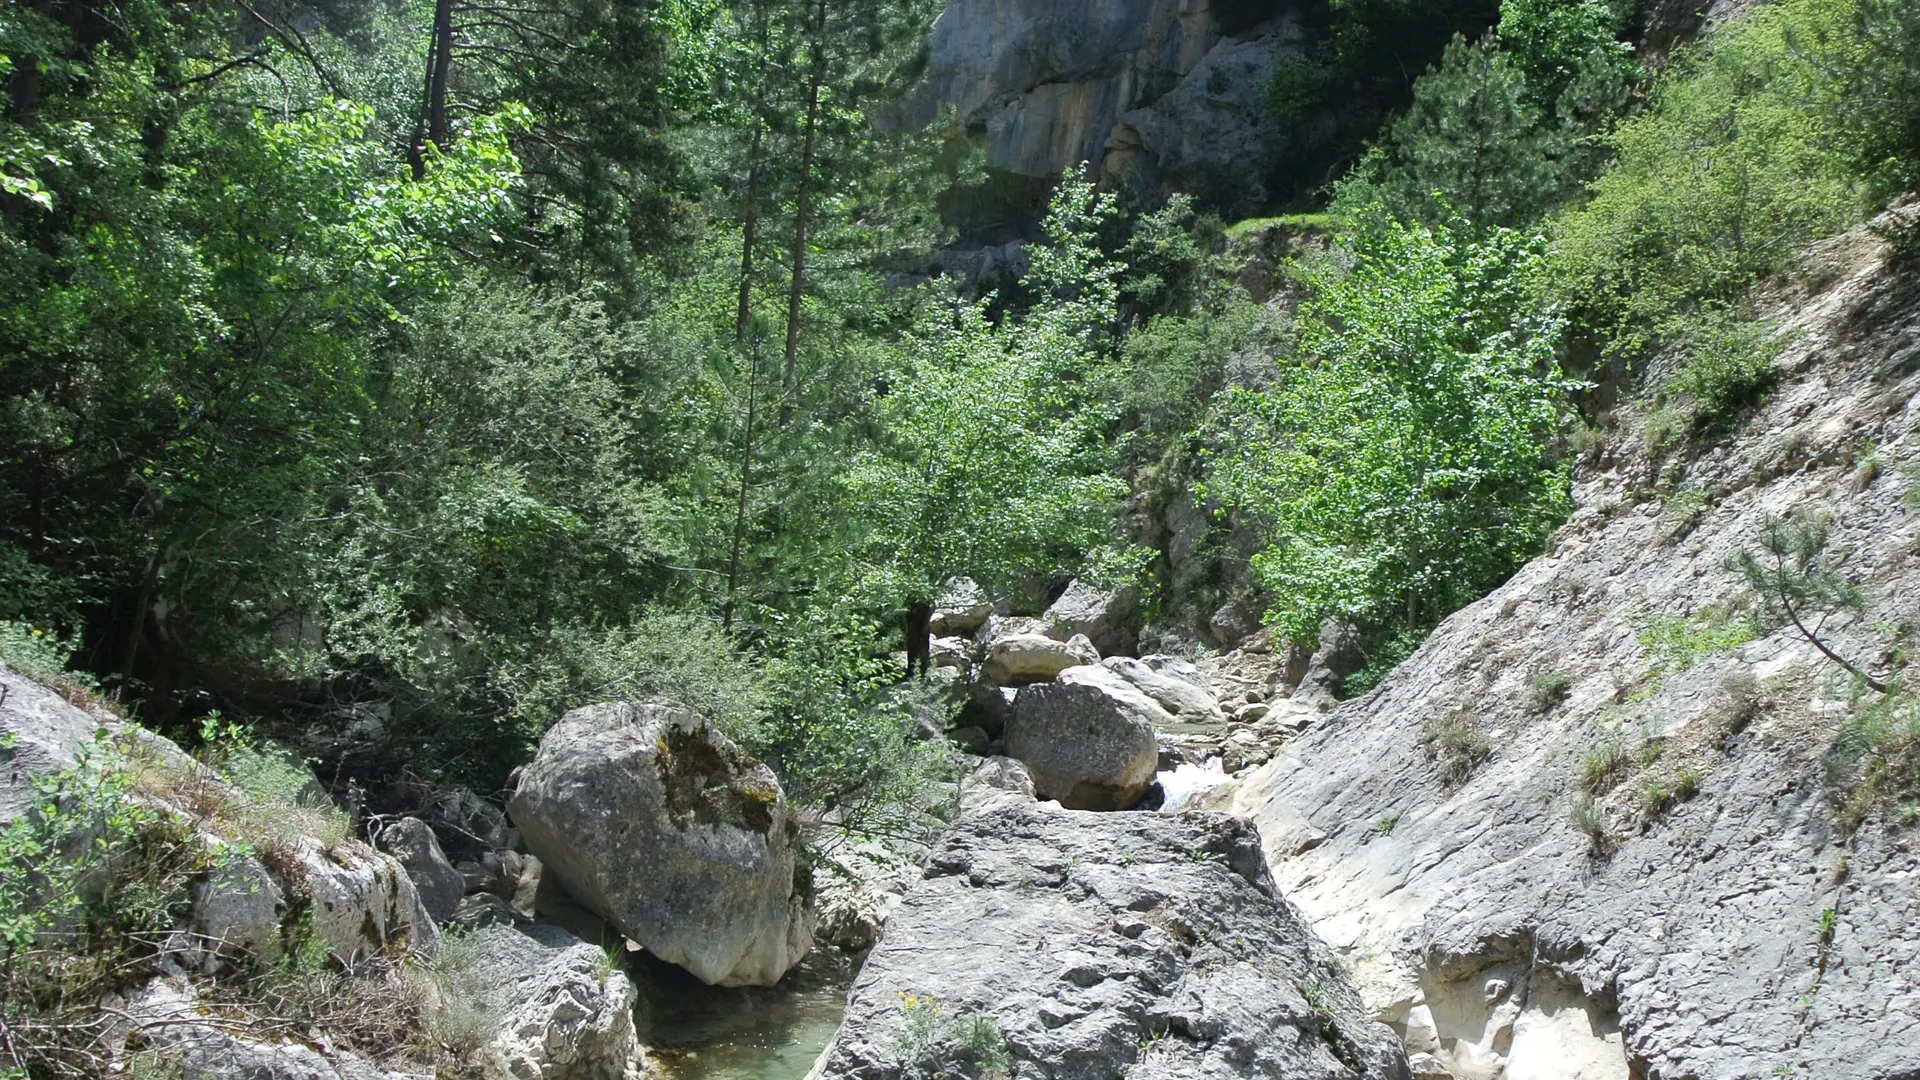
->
[1098,656,1223,727]
[1004,667,1163,810]
[434,921,648,1080]
[508,701,812,987]
[805,803,1408,1080]
[982,632,1099,686]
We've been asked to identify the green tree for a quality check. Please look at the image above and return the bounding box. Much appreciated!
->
[844,170,1129,671]
[1732,513,1886,693]
[1203,210,1573,645]
[1334,36,1566,231]
[1550,0,1872,359]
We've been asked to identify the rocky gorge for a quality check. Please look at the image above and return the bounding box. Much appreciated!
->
[4,0,1919,1077]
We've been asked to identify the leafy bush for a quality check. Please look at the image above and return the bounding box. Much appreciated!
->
[1826,689,1920,831]
[0,622,95,693]
[1119,300,1275,440]
[0,743,213,1076]
[755,606,957,855]
[1203,211,1573,647]
[1550,0,1877,360]
[1658,311,1781,431]
[1341,627,1425,700]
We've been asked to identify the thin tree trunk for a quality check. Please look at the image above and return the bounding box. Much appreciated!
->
[407,7,441,178]
[120,548,160,687]
[778,0,827,425]
[736,115,765,341]
[427,0,455,151]
[722,338,762,631]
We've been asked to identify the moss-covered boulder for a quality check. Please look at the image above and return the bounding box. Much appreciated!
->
[507,701,812,986]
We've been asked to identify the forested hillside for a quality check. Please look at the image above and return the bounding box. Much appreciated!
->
[5,0,1919,844]
[4,0,1920,1072]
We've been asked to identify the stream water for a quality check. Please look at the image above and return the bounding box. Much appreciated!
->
[638,955,853,1080]
[632,757,1222,1080]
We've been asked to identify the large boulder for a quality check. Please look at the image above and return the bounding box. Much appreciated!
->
[805,804,1407,1080]
[189,841,285,960]
[1004,667,1163,810]
[435,922,648,1080]
[1294,618,1366,704]
[929,577,994,636]
[0,659,195,826]
[508,701,812,986]
[1044,580,1140,657]
[296,838,439,964]
[1098,656,1223,727]
[957,756,1037,815]
[982,633,1100,686]
[0,660,110,827]
[378,817,464,924]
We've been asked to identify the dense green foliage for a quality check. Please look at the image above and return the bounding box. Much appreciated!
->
[2,0,1918,849]
[845,173,1129,615]
[1550,0,1870,358]
[1203,213,1571,645]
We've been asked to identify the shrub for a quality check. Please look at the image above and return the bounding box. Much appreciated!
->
[1529,671,1574,713]
[1581,735,1632,794]
[0,743,215,1076]
[1342,627,1425,700]
[1203,211,1572,648]
[1827,690,1920,831]
[1422,712,1494,786]
[1120,300,1275,440]
[1659,311,1781,431]
[1569,795,1614,855]
[1551,0,1874,361]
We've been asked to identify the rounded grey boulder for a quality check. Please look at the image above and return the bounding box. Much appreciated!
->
[1005,668,1163,810]
[507,701,812,986]
[378,817,463,924]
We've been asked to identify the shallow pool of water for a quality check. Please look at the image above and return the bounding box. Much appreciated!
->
[639,957,851,1080]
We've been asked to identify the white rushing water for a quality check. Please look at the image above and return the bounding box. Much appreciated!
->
[1156,758,1228,811]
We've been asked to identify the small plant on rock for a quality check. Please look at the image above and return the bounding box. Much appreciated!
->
[1581,735,1632,794]
[957,1011,1012,1078]
[1826,689,1920,831]
[1528,671,1573,713]
[1711,669,1766,746]
[1635,776,1673,824]
[1732,513,1887,693]
[1421,712,1493,787]
[1674,764,1704,801]
[1569,796,1615,856]
[895,993,944,1068]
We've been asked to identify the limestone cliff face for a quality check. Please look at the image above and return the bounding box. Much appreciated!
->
[1202,218,1920,1079]
[882,0,1305,214]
